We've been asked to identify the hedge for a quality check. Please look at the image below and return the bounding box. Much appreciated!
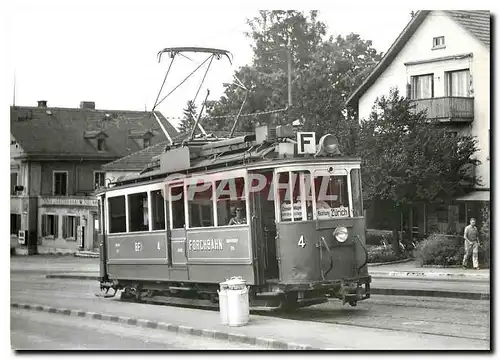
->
[416,233,489,267]
[367,244,407,263]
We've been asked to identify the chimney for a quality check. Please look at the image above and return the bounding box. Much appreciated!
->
[37,100,47,107]
[80,101,95,110]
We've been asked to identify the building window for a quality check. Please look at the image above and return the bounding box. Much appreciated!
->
[170,186,186,229]
[97,138,105,151]
[143,138,151,149]
[53,171,68,196]
[11,213,21,235]
[446,69,471,97]
[42,214,58,238]
[94,171,106,189]
[411,74,434,99]
[432,36,445,49]
[128,192,149,232]
[151,190,165,230]
[108,196,126,233]
[11,172,18,195]
[62,215,79,239]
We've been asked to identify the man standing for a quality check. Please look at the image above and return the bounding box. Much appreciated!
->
[463,218,480,269]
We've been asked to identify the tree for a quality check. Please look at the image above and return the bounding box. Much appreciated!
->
[179,100,197,135]
[358,88,480,252]
[204,10,382,151]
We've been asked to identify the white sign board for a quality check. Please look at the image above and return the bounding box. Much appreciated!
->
[297,132,316,154]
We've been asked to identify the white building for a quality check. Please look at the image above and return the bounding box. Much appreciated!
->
[346,10,490,233]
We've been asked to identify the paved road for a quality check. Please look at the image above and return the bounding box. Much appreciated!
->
[10,271,490,347]
[11,309,266,350]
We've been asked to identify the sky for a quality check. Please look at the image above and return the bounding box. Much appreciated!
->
[4,1,417,129]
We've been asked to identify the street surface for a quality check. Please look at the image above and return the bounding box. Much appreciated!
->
[9,256,490,350]
[11,309,266,350]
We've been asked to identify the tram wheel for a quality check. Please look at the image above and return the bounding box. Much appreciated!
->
[349,301,357,307]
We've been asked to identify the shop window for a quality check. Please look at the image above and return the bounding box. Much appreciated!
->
[10,213,21,235]
[11,173,18,195]
[151,190,165,230]
[187,181,214,228]
[42,214,58,237]
[128,192,149,232]
[62,215,79,239]
[215,177,246,226]
[170,186,186,229]
[108,196,126,233]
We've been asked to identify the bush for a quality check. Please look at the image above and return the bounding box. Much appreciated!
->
[367,244,405,263]
[416,234,464,266]
[479,203,490,267]
[366,229,395,246]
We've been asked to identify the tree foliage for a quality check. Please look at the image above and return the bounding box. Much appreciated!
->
[204,10,382,154]
[179,100,197,135]
[358,88,481,205]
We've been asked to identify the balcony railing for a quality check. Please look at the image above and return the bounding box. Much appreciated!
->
[411,97,474,122]
[38,195,98,207]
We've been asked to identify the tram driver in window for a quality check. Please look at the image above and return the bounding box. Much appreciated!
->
[228,206,246,225]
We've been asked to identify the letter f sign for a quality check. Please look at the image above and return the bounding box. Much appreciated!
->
[297,132,316,154]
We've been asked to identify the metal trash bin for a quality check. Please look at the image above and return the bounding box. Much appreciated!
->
[225,277,249,327]
[218,281,229,325]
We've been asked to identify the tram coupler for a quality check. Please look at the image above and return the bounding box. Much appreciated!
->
[341,280,368,306]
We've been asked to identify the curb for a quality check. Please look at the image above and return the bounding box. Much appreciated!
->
[368,258,415,267]
[370,271,489,281]
[371,288,490,300]
[10,303,316,350]
[46,274,99,280]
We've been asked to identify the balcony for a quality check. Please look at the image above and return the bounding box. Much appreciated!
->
[411,97,474,122]
[38,195,98,208]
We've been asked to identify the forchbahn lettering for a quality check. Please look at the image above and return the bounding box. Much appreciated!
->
[189,239,224,252]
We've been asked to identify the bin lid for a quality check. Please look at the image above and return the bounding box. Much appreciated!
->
[224,276,246,290]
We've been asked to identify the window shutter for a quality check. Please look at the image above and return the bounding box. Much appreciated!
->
[76,217,80,239]
[42,215,47,237]
[406,83,411,99]
[62,216,67,238]
[54,215,59,238]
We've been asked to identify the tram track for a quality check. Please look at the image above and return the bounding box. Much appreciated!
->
[115,295,488,342]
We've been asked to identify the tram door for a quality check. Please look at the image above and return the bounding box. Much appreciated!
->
[249,171,278,283]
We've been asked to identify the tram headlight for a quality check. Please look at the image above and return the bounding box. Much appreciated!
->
[334,226,348,243]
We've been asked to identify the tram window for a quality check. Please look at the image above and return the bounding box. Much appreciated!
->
[171,186,185,229]
[128,192,149,232]
[278,171,312,222]
[187,182,214,228]
[350,169,363,217]
[151,190,165,230]
[108,196,126,233]
[215,177,246,226]
[314,174,349,219]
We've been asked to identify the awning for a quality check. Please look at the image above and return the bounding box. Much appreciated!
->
[455,190,490,202]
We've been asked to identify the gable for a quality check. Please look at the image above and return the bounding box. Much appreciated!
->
[346,10,490,109]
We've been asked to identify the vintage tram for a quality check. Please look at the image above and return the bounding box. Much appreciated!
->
[95,125,371,311]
